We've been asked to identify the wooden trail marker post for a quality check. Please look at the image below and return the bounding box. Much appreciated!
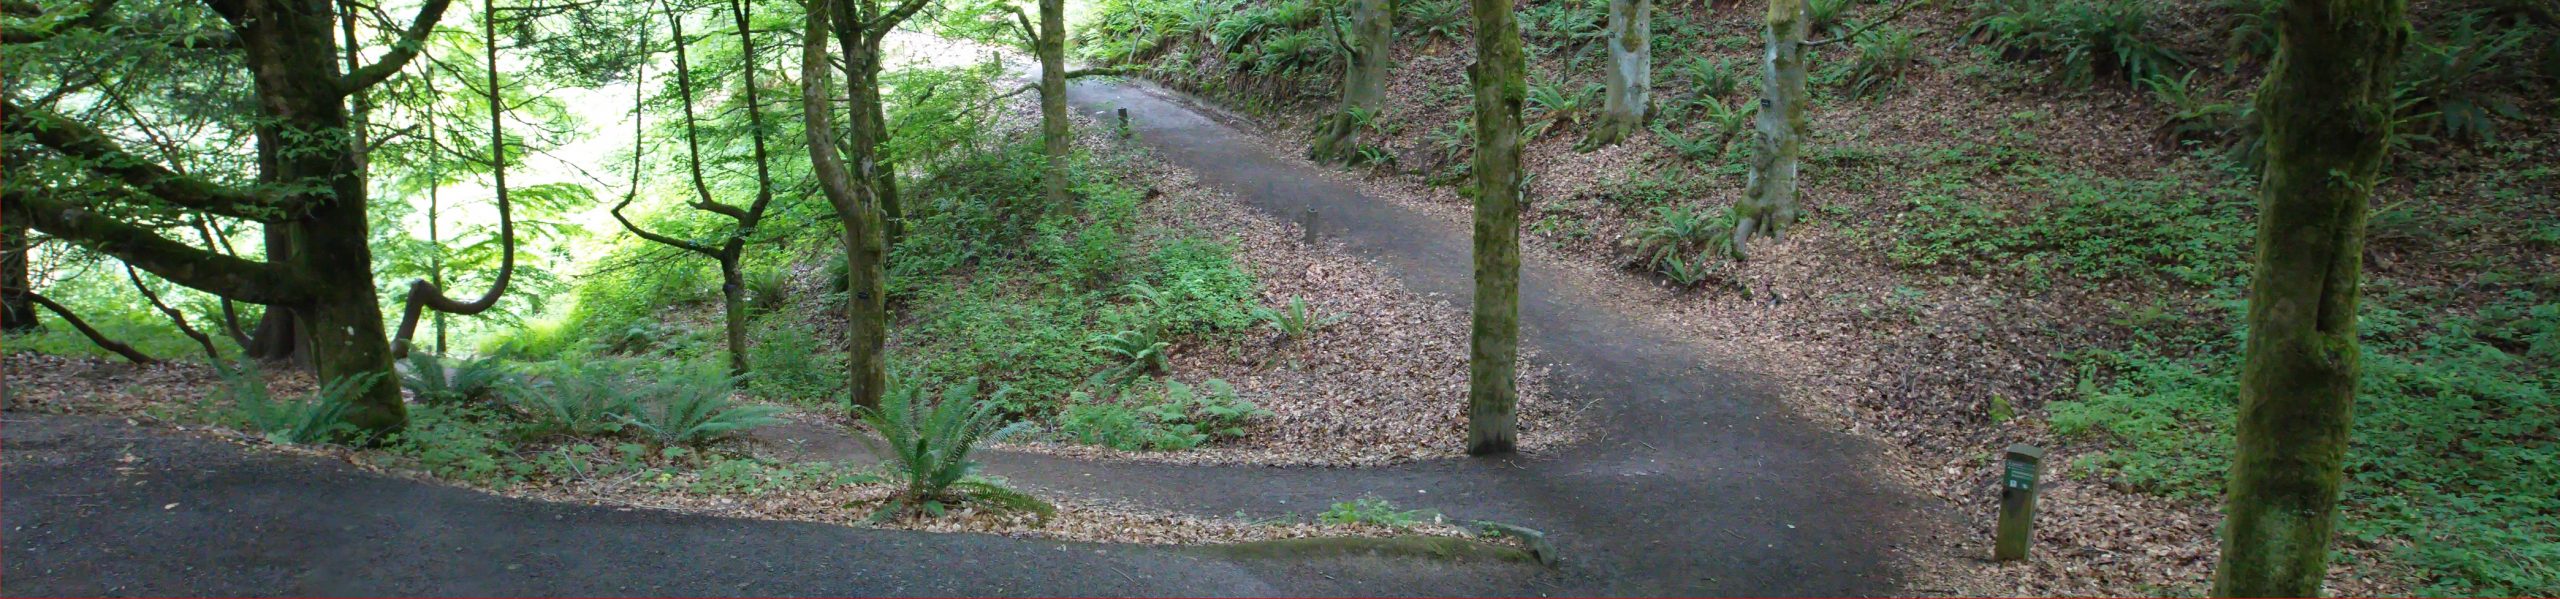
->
[1302,208,1319,245]
[1117,108,1131,138]
[1994,444,2044,561]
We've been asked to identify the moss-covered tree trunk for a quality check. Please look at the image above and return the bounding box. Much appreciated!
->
[1732,0,1806,257]
[2211,0,2404,596]
[1308,0,1391,164]
[1584,0,1650,148]
[1037,0,1070,206]
[250,0,404,432]
[804,0,891,411]
[1465,0,1524,455]
[2,219,33,333]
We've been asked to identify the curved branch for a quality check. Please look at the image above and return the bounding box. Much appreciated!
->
[607,23,720,259]
[125,264,219,361]
[341,0,457,92]
[390,0,514,357]
[5,189,306,305]
[726,0,777,239]
[27,292,153,364]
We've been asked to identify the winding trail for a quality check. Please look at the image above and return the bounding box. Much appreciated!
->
[2,80,1933,596]
[769,79,1936,595]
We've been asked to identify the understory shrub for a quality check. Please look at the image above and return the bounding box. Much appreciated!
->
[855,377,1046,520]
[618,360,778,447]
[748,321,846,404]
[1969,0,2187,86]
[401,352,516,406]
[213,361,378,445]
[1888,167,2249,288]
[2051,291,2560,595]
[1059,377,1268,451]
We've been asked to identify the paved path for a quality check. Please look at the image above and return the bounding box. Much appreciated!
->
[0,79,1933,597]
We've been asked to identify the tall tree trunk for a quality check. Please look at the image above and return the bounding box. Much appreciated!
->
[247,0,404,432]
[245,224,311,365]
[1732,0,1807,257]
[1585,0,1650,148]
[804,0,890,412]
[1308,0,1391,164]
[1465,0,1524,455]
[832,5,905,248]
[1,218,34,333]
[719,257,750,377]
[1037,0,1069,206]
[2211,0,2403,596]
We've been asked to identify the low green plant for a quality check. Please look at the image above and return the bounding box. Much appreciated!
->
[1398,0,1464,41]
[1844,26,1922,98]
[854,378,1043,521]
[214,361,376,445]
[401,352,515,406]
[1970,0,2187,86]
[1633,204,1736,268]
[748,322,846,404]
[1062,378,1268,450]
[745,267,792,314]
[1319,496,1424,527]
[1525,78,1602,135]
[1251,296,1344,341]
[512,355,641,436]
[1089,328,1170,383]
[2393,14,2532,145]
[619,361,780,447]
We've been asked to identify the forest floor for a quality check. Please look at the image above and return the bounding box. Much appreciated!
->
[7,70,1946,595]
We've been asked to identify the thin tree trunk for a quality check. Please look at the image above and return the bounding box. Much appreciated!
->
[1037,0,1069,206]
[1465,0,1524,455]
[1733,0,1807,256]
[244,225,310,365]
[2211,0,2403,596]
[803,0,890,411]
[126,266,221,361]
[388,0,516,358]
[1309,0,1391,164]
[1585,0,1650,148]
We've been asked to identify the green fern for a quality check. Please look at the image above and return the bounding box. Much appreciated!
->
[619,361,780,447]
[854,377,1036,520]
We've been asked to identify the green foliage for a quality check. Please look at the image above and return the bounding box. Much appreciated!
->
[512,355,642,436]
[1398,0,1465,41]
[1076,0,1226,63]
[744,267,791,315]
[1251,296,1343,341]
[854,377,1036,518]
[1969,0,2187,86]
[1677,56,1745,103]
[1844,26,1922,98]
[380,403,540,485]
[2051,291,2560,595]
[401,352,515,407]
[1633,204,1737,271]
[1887,167,2249,288]
[1806,0,1858,37]
[213,361,377,445]
[1130,239,1259,334]
[1319,496,1424,526]
[1525,78,1602,137]
[2142,72,2262,168]
[1088,328,1171,384]
[2394,14,2533,145]
[747,322,846,404]
[617,361,778,447]
[1060,377,1267,450]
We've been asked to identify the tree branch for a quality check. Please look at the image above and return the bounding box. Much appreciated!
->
[1,99,308,221]
[4,189,307,305]
[126,264,220,361]
[389,0,513,357]
[27,292,154,364]
[340,0,456,92]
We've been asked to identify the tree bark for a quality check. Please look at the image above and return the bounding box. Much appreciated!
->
[1308,0,1391,164]
[2,218,34,333]
[1584,0,1650,148]
[804,0,891,412]
[1037,0,1069,206]
[1465,0,1524,455]
[2211,0,2404,596]
[1732,0,1807,257]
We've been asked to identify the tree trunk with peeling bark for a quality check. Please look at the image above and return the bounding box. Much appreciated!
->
[1466,0,1524,455]
[1585,0,1650,148]
[2211,0,2404,596]
[1733,0,1806,257]
[1309,0,1391,164]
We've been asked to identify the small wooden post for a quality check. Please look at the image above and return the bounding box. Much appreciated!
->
[1994,444,2044,561]
[1116,108,1131,138]
[1301,208,1320,245]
